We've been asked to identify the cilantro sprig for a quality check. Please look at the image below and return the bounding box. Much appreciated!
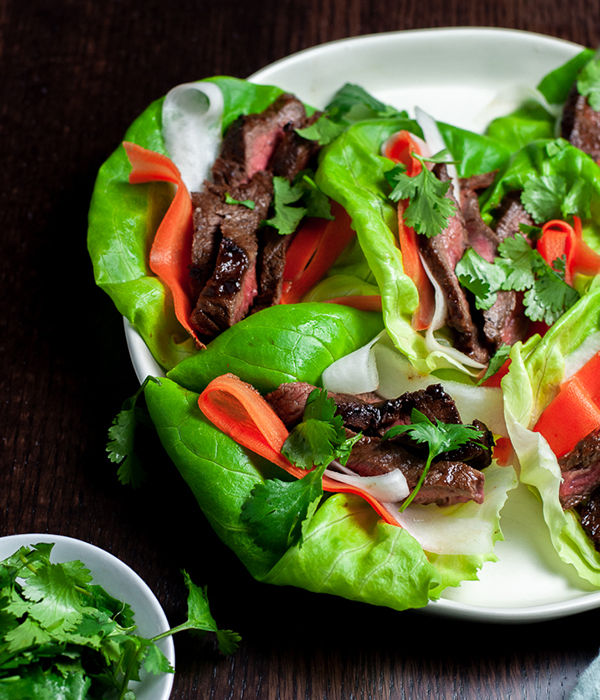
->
[263,172,333,235]
[241,389,361,554]
[385,150,458,238]
[455,233,580,325]
[107,377,161,488]
[0,544,239,699]
[383,409,486,511]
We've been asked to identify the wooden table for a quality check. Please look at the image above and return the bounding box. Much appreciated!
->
[3,1,600,698]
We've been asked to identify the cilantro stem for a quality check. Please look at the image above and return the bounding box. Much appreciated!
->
[399,452,433,512]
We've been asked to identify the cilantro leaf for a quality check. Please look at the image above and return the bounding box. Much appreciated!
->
[154,571,241,656]
[107,376,160,488]
[386,152,458,238]
[496,234,537,291]
[455,248,507,310]
[477,344,511,385]
[383,409,485,511]
[264,174,332,235]
[578,58,600,111]
[242,389,361,554]
[0,546,239,699]
[296,116,347,145]
[224,193,255,209]
[240,469,324,554]
[496,234,580,325]
[521,174,591,223]
[282,389,361,468]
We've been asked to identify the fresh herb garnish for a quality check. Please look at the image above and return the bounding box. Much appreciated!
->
[383,409,486,511]
[241,389,361,553]
[521,174,591,223]
[0,544,239,699]
[577,57,600,111]
[455,234,580,326]
[263,173,332,235]
[477,344,511,386]
[107,377,161,488]
[296,83,407,145]
[224,192,256,209]
[385,150,458,238]
[455,247,506,310]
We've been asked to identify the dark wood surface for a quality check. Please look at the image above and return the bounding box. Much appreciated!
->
[3,1,600,698]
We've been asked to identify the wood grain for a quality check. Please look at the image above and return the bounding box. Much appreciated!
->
[2,1,600,698]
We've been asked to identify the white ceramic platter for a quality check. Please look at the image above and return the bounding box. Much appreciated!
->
[0,534,175,699]
[126,27,600,623]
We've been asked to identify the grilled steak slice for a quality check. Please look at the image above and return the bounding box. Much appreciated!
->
[460,172,500,263]
[418,165,489,365]
[265,382,463,436]
[212,93,312,188]
[561,84,600,161]
[269,113,322,181]
[576,490,600,550]
[252,229,294,313]
[458,174,529,353]
[494,192,535,242]
[265,380,490,505]
[481,289,529,351]
[346,433,485,506]
[190,172,273,300]
[558,427,600,510]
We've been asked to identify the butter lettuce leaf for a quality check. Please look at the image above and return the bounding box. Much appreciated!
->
[144,377,442,609]
[168,303,384,395]
[502,285,600,586]
[88,77,290,371]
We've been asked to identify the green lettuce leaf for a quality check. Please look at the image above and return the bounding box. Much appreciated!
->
[537,48,595,105]
[87,77,290,371]
[502,285,600,586]
[168,302,384,395]
[315,119,509,374]
[144,376,442,609]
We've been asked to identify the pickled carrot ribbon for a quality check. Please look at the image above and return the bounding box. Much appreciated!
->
[197,373,400,526]
[124,142,203,347]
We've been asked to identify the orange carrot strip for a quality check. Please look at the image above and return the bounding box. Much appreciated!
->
[282,217,329,285]
[534,375,600,458]
[383,130,423,176]
[123,142,201,346]
[397,199,436,330]
[538,217,600,285]
[281,202,356,304]
[197,373,400,526]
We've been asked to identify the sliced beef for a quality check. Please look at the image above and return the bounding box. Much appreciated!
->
[265,381,491,506]
[558,427,600,510]
[265,382,462,436]
[494,192,535,242]
[212,93,311,188]
[346,433,485,506]
[561,83,600,161]
[190,172,273,300]
[460,172,500,263]
[418,165,489,365]
[458,174,529,353]
[577,491,600,550]
[188,94,321,338]
[252,229,294,312]
[481,290,529,351]
[269,112,322,181]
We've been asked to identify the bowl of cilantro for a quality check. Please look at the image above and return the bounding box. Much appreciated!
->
[0,533,175,700]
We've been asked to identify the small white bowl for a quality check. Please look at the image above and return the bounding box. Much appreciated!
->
[0,533,175,700]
